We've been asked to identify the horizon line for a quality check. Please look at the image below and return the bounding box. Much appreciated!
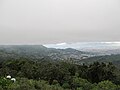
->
[0,41,120,45]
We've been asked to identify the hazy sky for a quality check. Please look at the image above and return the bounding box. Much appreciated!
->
[0,0,120,44]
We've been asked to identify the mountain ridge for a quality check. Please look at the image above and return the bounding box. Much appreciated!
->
[0,45,92,61]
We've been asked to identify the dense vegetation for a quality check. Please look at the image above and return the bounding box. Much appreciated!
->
[80,54,120,68]
[0,59,120,90]
[0,45,120,89]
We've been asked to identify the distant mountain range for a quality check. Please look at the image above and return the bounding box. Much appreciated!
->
[44,42,120,55]
[0,45,120,67]
[0,45,94,61]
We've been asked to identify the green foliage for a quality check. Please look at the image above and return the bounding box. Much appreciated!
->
[0,45,120,90]
[0,77,12,89]
[71,76,93,90]
[0,59,120,90]
[62,83,70,89]
[1,78,64,90]
[85,62,116,83]
[92,80,118,90]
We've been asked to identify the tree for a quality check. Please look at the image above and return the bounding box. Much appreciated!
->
[92,80,118,90]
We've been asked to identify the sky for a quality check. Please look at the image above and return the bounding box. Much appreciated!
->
[0,0,120,44]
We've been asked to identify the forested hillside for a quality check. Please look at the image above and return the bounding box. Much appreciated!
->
[0,59,120,90]
[80,54,120,68]
[0,45,120,90]
[0,45,92,62]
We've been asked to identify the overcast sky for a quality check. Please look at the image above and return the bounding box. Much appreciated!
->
[0,0,120,44]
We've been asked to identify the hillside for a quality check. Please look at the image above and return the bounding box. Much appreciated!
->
[79,54,120,68]
[0,45,120,67]
[0,45,93,62]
